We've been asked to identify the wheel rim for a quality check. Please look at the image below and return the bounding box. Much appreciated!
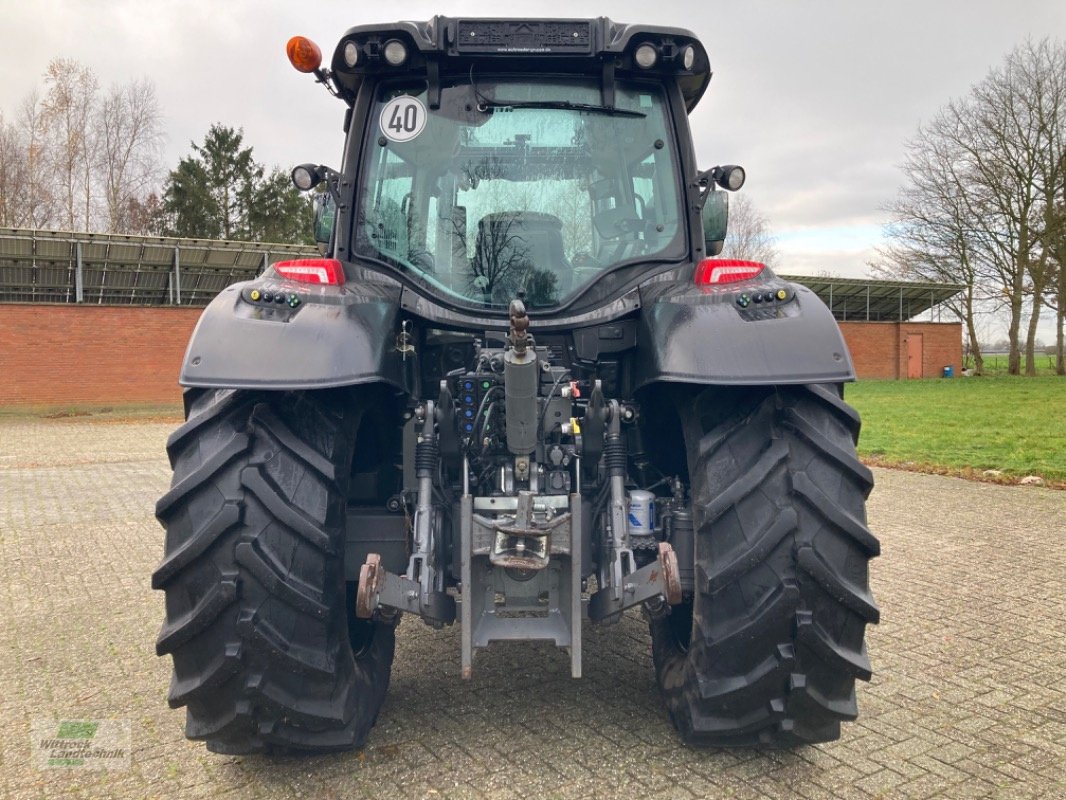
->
[345,582,378,657]
[665,599,693,654]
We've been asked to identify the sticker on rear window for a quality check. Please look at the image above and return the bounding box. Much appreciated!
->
[379,96,427,143]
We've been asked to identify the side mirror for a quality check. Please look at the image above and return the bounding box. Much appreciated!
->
[313,192,336,253]
[701,190,729,256]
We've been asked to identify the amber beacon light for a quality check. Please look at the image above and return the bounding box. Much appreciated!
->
[286,36,322,73]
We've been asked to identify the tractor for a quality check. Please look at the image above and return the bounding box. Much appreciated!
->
[154,17,879,753]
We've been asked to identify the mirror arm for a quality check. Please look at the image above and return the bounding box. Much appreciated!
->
[694,169,714,205]
[307,166,343,254]
[313,166,343,207]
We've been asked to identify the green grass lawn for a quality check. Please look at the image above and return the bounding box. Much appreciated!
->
[0,403,183,421]
[4,377,1062,486]
[846,375,1066,485]
[976,353,1061,376]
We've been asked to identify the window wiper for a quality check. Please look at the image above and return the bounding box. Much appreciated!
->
[476,99,646,118]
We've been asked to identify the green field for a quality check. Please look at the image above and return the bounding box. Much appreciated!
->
[846,375,1066,485]
[3,371,1063,486]
[976,353,1060,377]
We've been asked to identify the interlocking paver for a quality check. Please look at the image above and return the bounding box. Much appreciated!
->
[1,416,1064,799]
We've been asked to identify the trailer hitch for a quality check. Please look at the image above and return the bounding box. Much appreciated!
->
[355,399,456,627]
[488,490,568,571]
[588,541,682,622]
[355,552,456,625]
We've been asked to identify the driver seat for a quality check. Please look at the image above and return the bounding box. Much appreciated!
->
[471,212,570,302]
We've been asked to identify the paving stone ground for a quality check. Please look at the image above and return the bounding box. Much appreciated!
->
[0,416,1063,799]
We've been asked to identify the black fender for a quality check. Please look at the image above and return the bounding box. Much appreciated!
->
[633,274,855,389]
[179,273,404,391]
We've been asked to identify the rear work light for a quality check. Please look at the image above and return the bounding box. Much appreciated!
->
[694,259,765,286]
[273,258,345,286]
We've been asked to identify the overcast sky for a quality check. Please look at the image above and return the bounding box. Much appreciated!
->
[2,0,1064,311]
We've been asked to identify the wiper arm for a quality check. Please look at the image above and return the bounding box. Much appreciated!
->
[477,99,646,118]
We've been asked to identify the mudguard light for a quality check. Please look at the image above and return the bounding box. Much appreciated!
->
[274,258,345,285]
[694,259,765,285]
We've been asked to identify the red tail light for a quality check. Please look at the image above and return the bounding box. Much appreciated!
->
[273,258,345,285]
[694,259,765,286]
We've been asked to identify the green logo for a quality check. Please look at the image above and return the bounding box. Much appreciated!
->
[46,721,100,765]
[33,719,130,770]
[56,721,99,740]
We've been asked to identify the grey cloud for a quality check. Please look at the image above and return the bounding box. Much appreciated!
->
[2,0,1064,284]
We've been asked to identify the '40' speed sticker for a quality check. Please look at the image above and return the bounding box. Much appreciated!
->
[379,96,427,143]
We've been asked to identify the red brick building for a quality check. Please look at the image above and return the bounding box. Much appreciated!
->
[0,230,963,408]
[0,293,964,409]
[782,274,963,380]
[0,305,201,407]
[839,321,962,379]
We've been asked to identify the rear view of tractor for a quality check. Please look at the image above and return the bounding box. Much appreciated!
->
[154,17,879,754]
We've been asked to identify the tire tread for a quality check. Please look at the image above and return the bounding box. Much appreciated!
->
[154,388,395,754]
[651,385,879,746]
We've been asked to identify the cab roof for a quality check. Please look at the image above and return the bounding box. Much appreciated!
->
[328,16,712,113]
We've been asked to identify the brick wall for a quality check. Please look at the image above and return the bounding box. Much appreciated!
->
[0,306,964,409]
[0,305,201,407]
[897,322,962,380]
[839,321,962,380]
[838,322,899,379]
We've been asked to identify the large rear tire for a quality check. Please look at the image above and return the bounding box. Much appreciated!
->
[650,384,880,746]
[153,387,395,754]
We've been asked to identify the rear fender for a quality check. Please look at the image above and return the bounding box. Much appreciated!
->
[633,275,854,389]
[179,272,404,391]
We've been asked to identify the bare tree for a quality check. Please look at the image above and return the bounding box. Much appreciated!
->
[1,60,165,234]
[879,38,1066,376]
[718,193,780,268]
[875,118,998,374]
[996,40,1066,375]
[1047,200,1066,373]
[0,111,27,226]
[952,39,1064,377]
[97,79,164,232]
[122,192,166,236]
[16,91,56,228]
[41,58,99,231]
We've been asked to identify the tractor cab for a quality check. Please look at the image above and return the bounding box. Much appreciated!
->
[286,18,736,313]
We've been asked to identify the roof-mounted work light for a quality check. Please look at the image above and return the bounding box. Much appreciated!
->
[634,43,659,69]
[343,40,360,67]
[383,40,408,66]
